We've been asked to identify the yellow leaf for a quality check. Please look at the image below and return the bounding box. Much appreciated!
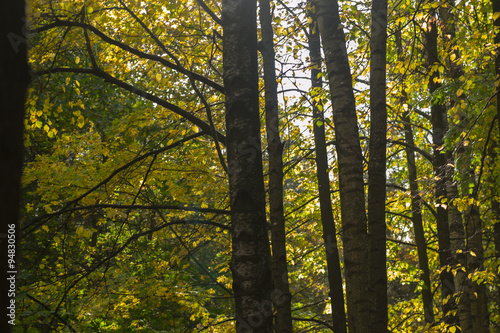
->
[75,56,80,64]
[456,88,464,97]
[156,73,162,82]
[470,251,476,257]
[42,225,49,232]
[65,77,71,85]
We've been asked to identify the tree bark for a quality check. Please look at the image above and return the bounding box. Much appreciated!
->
[439,5,488,330]
[455,148,489,332]
[0,1,30,332]
[222,1,274,331]
[492,0,500,321]
[494,0,500,138]
[314,0,369,331]
[307,5,347,333]
[445,155,472,332]
[397,28,434,324]
[368,1,388,331]
[422,7,456,324]
[258,0,293,331]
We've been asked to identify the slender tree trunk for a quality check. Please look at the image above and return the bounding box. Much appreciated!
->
[492,0,500,321]
[396,29,434,323]
[222,1,274,331]
[456,148,489,332]
[422,7,456,324]
[439,5,488,330]
[307,5,347,332]
[368,1,388,331]
[314,0,369,331]
[445,154,472,332]
[403,112,436,324]
[494,0,500,138]
[0,2,29,332]
[258,0,293,331]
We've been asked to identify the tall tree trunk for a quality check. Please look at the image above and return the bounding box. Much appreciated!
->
[314,0,369,331]
[460,156,488,333]
[222,1,274,331]
[0,1,30,332]
[397,27,434,324]
[307,5,347,333]
[491,139,500,318]
[494,0,500,138]
[403,112,435,324]
[368,1,388,331]
[422,7,456,324]
[445,155,472,332]
[439,5,488,330]
[491,0,500,323]
[258,0,293,331]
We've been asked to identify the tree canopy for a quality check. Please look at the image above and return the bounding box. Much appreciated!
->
[15,0,500,332]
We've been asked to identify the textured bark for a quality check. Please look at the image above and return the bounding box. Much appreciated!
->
[258,0,293,331]
[0,1,29,332]
[458,151,488,333]
[445,157,472,332]
[367,1,388,331]
[422,8,456,324]
[222,1,274,331]
[314,0,369,331]
[307,6,347,333]
[439,5,488,330]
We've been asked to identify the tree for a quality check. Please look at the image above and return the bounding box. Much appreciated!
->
[222,0,274,331]
[368,0,388,330]
[307,4,346,332]
[314,0,370,331]
[19,0,500,331]
[258,0,293,330]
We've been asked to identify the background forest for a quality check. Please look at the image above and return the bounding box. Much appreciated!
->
[12,0,500,331]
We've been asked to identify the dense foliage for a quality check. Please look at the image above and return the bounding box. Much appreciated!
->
[18,0,500,332]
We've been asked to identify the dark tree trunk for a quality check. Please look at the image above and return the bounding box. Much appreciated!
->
[494,0,500,138]
[0,1,30,332]
[403,112,435,324]
[222,1,274,331]
[307,5,347,333]
[492,0,500,319]
[396,27,434,324]
[367,1,388,331]
[422,7,456,324]
[258,0,293,331]
[314,0,370,331]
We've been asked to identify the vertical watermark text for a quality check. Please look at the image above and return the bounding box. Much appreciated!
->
[6,224,16,326]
